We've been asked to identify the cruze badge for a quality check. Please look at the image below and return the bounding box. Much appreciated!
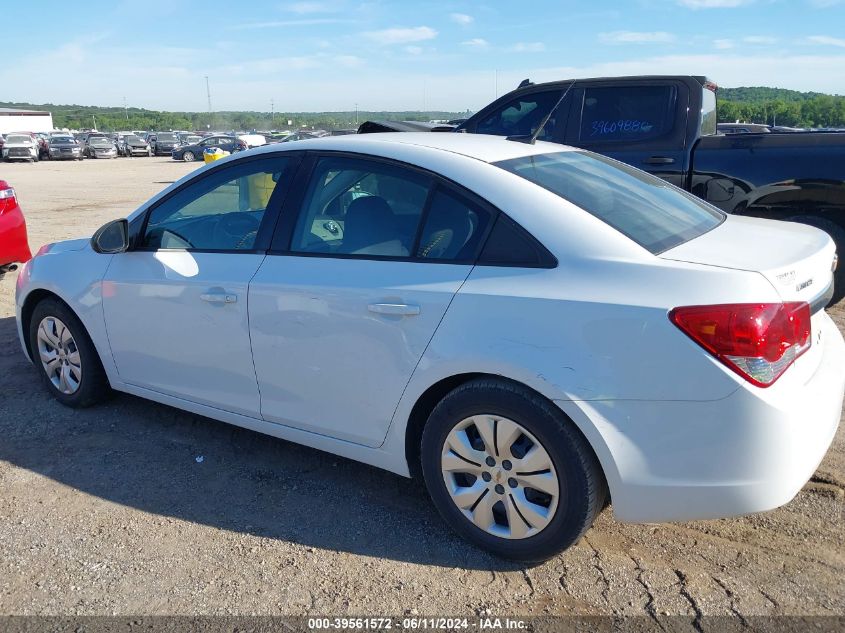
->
[796,278,813,292]
[776,270,796,285]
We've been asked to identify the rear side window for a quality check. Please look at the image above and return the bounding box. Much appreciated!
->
[475,90,562,141]
[495,151,724,254]
[578,85,676,143]
[416,189,492,261]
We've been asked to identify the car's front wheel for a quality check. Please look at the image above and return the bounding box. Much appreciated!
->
[421,378,606,562]
[29,298,111,408]
[183,151,195,162]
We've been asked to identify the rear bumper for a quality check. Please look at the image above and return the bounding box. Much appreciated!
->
[561,311,845,523]
[0,207,33,267]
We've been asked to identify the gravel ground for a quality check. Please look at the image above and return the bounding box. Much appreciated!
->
[0,157,842,618]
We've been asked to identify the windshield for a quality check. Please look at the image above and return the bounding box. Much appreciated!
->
[6,135,30,144]
[185,136,201,144]
[51,137,74,144]
[157,133,177,141]
[124,135,141,143]
[495,151,724,254]
[91,138,113,147]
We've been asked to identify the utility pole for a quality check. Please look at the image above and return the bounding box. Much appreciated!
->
[92,115,97,130]
[205,75,213,129]
[355,103,358,125]
[123,96,129,121]
[271,98,275,123]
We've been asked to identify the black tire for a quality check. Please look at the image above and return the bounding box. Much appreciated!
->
[28,297,111,408]
[785,215,845,305]
[420,378,606,562]
[183,151,195,162]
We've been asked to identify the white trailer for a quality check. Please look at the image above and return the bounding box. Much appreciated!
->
[0,108,54,134]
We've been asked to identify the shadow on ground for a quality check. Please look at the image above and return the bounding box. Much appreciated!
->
[0,316,517,570]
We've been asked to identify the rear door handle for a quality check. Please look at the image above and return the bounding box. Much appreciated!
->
[201,292,237,304]
[644,156,675,165]
[368,303,420,316]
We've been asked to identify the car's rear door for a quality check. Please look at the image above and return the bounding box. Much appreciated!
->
[248,153,495,446]
[102,154,299,416]
[563,78,691,188]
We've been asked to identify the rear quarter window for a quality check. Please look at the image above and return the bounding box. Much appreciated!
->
[578,85,676,143]
[495,151,724,254]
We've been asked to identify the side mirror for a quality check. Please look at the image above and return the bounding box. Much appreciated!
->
[91,218,129,254]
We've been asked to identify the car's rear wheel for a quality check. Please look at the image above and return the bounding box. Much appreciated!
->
[29,298,111,408]
[421,378,606,562]
[183,151,195,162]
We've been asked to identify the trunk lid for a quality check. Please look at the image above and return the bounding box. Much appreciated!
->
[661,215,836,309]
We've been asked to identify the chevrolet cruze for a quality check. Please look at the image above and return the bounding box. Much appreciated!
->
[15,134,844,562]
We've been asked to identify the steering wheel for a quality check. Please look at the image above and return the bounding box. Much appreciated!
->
[213,212,261,250]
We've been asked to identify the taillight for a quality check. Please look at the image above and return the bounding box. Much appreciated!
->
[669,302,811,387]
[0,185,17,215]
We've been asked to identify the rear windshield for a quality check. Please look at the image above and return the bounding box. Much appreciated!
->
[157,133,177,141]
[494,151,724,254]
[6,135,30,144]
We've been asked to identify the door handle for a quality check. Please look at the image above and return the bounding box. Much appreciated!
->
[368,303,420,316]
[201,292,237,304]
[644,156,675,165]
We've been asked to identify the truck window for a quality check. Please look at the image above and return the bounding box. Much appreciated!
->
[578,85,676,143]
[494,150,724,254]
[701,87,717,136]
[475,90,562,140]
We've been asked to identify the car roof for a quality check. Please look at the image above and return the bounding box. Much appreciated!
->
[256,132,574,163]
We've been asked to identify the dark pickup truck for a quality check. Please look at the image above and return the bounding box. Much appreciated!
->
[453,75,845,300]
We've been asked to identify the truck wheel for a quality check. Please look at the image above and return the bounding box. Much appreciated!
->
[786,215,845,305]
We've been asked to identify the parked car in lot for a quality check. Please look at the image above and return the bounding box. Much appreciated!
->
[14,134,844,561]
[453,75,845,302]
[717,122,771,135]
[119,134,152,157]
[150,132,180,156]
[84,136,118,159]
[171,135,246,161]
[2,133,40,162]
[48,135,83,161]
[0,181,32,279]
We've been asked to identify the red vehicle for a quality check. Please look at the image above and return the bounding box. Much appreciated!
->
[0,181,32,279]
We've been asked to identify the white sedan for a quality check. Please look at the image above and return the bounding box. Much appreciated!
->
[15,133,844,562]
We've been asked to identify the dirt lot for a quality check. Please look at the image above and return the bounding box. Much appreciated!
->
[0,157,843,618]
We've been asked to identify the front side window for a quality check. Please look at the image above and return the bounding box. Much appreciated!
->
[475,90,563,140]
[495,151,724,254]
[291,157,431,257]
[143,158,291,251]
[578,85,677,143]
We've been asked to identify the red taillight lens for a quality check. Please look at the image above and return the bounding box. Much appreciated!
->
[669,302,811,387]
[0,186,17,215]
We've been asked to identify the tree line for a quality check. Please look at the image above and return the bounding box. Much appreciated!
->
[717,86,845,128]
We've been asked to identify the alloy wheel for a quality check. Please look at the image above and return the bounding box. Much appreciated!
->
[36,316,82,395]
[441,415,559,539]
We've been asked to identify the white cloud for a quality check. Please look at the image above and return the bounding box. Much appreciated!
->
[807,35,845,47]
[599,31,676,44]
[231,18,353,29]
[713,38,734,49]
[678,0,754,7]
[362,26,437,45]
[743,35,777,44]
[285,1,336,12]
[508,42,546,53]
[404,45,423,55]
[461,38,489,48]
[334,55,364,67]
[450,13,473,25]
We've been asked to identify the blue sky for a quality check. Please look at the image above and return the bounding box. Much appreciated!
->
[2,0,844,112]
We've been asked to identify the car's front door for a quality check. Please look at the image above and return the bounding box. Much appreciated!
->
[102,155,297,416]
[248,154,494,446]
